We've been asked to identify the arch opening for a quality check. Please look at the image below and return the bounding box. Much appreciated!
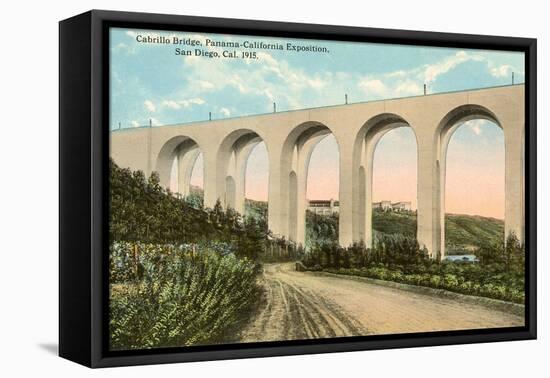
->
[278,122,339,247]
[305,134,340,249]
[243,141,269,222]
[352,114,416,249]
[216,129,268,218]
[442,118,504,257]
[434,104,506,258]
[372,127,418,244]
[156,136,203,202]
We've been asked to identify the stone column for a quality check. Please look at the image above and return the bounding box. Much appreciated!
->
[292,134,327,246]
[267,144,284,237]
[338,140,354,247]
[416,131,441,258]
[233,142,259,215]
[352,131,387,248]
[504,124,525,243]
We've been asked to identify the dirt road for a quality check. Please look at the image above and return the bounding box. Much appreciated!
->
[239,263,524,342]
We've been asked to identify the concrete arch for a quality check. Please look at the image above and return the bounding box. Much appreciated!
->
[216,128,267,214]
[155,135,202,192]
[436,105,501,171]
[352,113,416,247]
[277,121,340,246]
[110,84,525,257]
[435,104,503,257]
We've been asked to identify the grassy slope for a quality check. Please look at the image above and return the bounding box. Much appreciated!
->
[372,209,503,248]
[243,199,504,249]
[244,199,268,221]
[188,186,503,249]
[445,213,504,248]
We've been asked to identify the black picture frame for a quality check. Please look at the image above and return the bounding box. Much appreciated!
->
[59,9,537,368]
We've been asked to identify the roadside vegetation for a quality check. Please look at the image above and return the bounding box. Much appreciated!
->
[109,159,524,350]
[304,207,505,252]
[301,233,525,304]
[109,160,265,350]
[110,242,259,350]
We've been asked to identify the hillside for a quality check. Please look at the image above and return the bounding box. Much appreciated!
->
[445,213,504,250]
[109,161,266,259]
[244,201,503,250]
[182,191,503,251]
[374,210,503,250]
[244,198,268,222]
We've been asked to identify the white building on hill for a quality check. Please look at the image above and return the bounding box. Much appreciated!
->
[308,199,412,215]
[308,199,340,215]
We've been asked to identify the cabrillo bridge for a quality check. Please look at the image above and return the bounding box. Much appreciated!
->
[111,84,525,258]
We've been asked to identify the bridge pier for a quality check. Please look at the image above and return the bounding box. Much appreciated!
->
[267,145,284,237]
[416,131,441,258]
[108,85,525,258]
[278,131,329,246]
[504,122,525,243]
[338,140,354,247]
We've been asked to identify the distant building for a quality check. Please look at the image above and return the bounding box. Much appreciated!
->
[392,201,412,212]
[372,200,412,212]
[373,200,392,211]
[443,255,479,264]
[308,199,412,214]
[307,199,340,215]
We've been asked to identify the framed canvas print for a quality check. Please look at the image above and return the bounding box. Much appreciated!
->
[59,10,537,368]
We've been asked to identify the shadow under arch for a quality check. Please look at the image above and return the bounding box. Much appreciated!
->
[216,128,268,215]
[352,113,418,247]
[434,104,503,258]
[277,121,341,246]
[155,135,202,194]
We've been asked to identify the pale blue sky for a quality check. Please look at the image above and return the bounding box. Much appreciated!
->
[110,28,524,128]
[110,28,523,218]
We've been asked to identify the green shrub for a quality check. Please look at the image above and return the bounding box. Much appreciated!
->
[429,275,442,288]
[109,159,268,261]
[443,274,459,289]
[109,242,260,350]
[301,233,525,304]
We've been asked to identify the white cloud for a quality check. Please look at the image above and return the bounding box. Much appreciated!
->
[422,50,483,84]
[150,118,162,126]
[386,70,407,78]
[188,98,205,106]
[466,119,485,135]
[228,74,249,94]
[180,48,333,110]
[358,79,388,97]
[131,41,515,124]
[144,100,156,112]
[356,50,496,100]
[394,80,423,96]
[307,77,328,90]
[197,80,215,90]
[470,124,482,135]
[131,120,140,127]
[162,98,205,110]
[162,100,181,110]
[490,64,513,78]
[115,28,524,130]
[263,88,274,102]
